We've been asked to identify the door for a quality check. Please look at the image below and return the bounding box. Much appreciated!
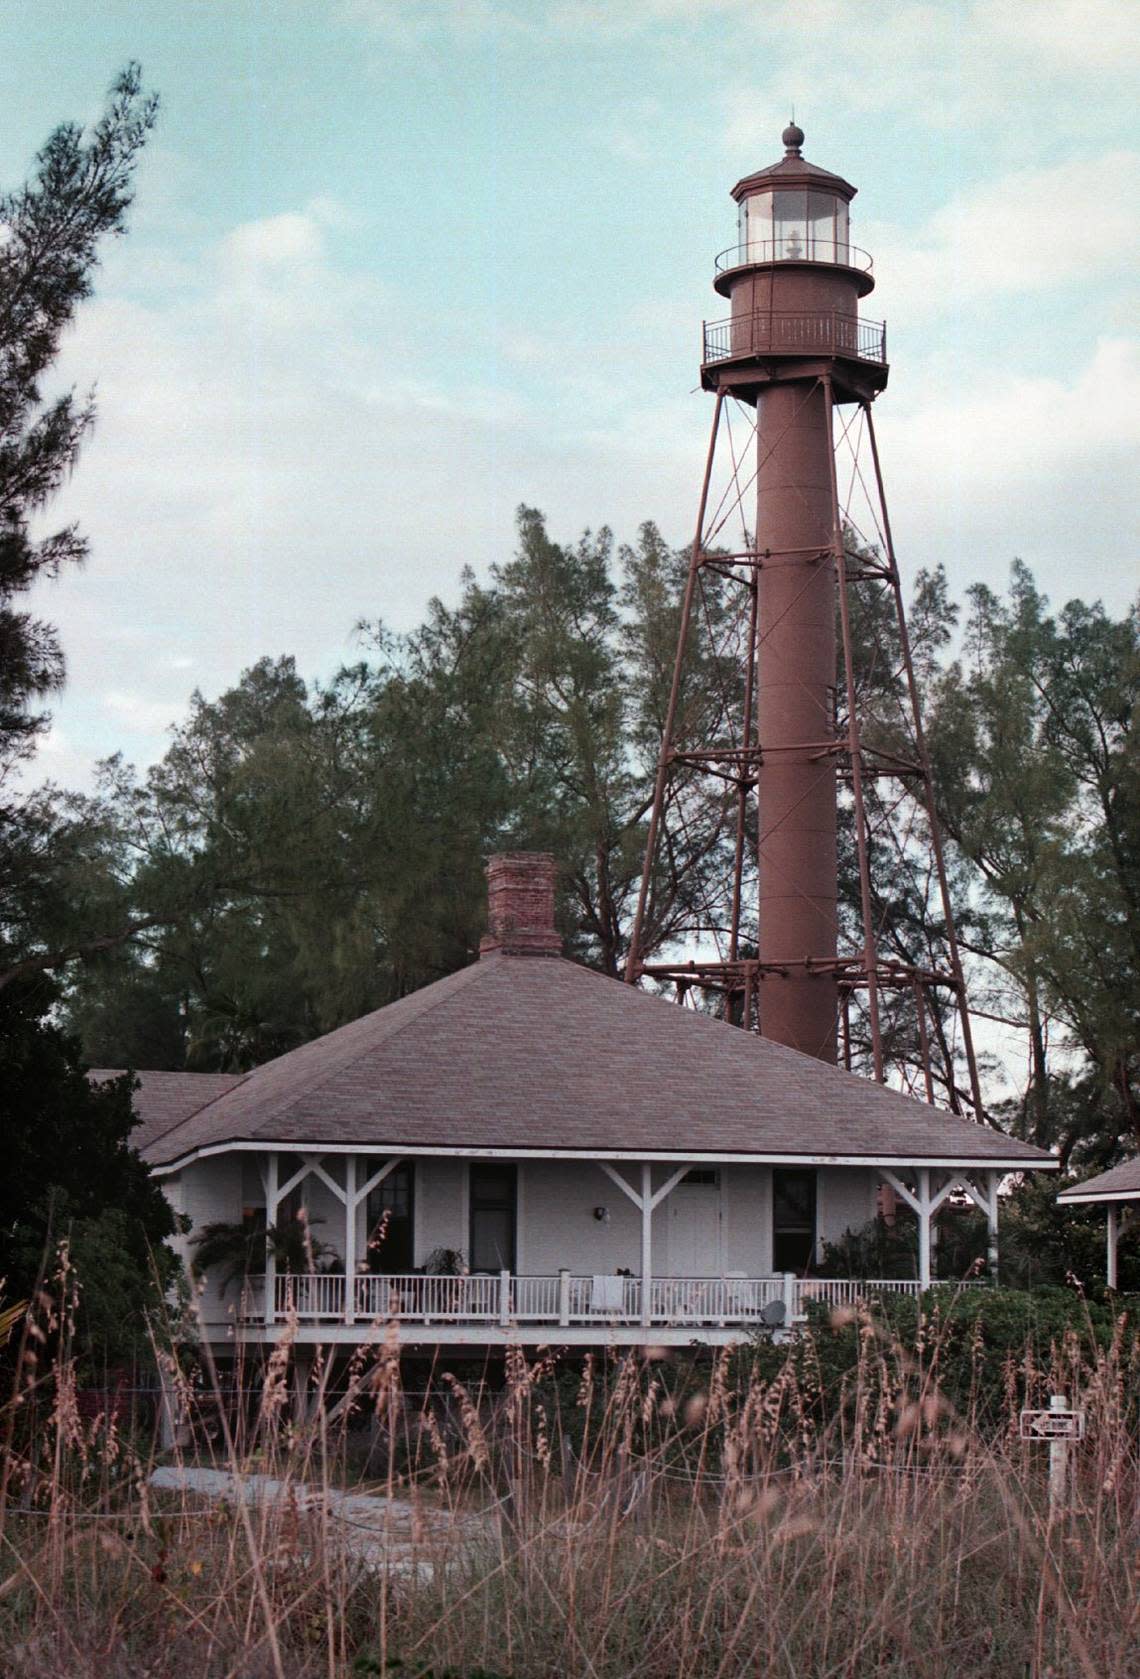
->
[469,1163,517,1273]
[772,1169,817,1273]
[668,1170,722,1275]
[366,1162,415,1275]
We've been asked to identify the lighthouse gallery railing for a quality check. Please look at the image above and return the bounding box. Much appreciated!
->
[702,310,886,367]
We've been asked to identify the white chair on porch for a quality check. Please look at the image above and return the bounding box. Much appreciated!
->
[590,1274,625,1317]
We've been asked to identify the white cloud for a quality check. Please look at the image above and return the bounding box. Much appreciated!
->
[867,152,1140,317]
[103,690,188,736]
[984,0,1140,72]
[27,149,1139,796]
[876,336,1140,603]
[222,212,327,272]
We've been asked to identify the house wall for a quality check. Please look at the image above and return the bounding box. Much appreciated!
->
[413,1157,466,1267]
[171,1151,883,1295]
[816,1167,878,1263]
[517,1161,658,1275]
[175,1155,245,1327]
[722,1164,773,1273]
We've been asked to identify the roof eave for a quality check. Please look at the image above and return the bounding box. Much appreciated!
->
[149,1136,1058,1178]
[1057,1187,1140,1205]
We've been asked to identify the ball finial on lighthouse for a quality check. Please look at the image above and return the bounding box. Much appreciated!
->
[782,119,805,155]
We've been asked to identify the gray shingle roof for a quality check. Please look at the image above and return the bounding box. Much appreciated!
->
[132,952,1054,1173]
[89,1068,245,1155]
[1056,1157,1140,1203]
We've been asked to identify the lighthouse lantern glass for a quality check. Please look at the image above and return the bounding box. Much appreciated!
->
[740,188,849,265]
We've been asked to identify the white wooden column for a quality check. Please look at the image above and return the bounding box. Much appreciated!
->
[985,1171,1000,1282]
[916,1167,932,1288]
[640,1162,653,1328]
[264,1151,279,1326]
[344,1154,358,1326]
[598,1161,692,1330]
[879,1166,937,1289]
[1107,1205,1119,1291]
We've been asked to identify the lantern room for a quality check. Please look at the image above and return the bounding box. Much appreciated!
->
[702,122,887,407]
[738,182,849,265]
[714,122,874,300]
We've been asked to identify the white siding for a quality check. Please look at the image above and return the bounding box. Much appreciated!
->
[414,1157,465,1266]
[816,1166,877,1262]
[179,1155,244,1327]
[518,1161,657,1275]
[722,1164,773,1273]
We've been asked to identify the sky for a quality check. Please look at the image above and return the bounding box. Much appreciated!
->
[5,0,1139,790]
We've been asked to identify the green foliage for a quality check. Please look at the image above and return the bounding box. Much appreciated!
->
[929,563,1140,1160]
[0,64,158,782]
[0,976,176,1368]
[1000,1170,1140,1293]
[818,1213,920,1280]
[744,1284,1129,1424]
[47,509,736,1066]
[190,1215,339,1293]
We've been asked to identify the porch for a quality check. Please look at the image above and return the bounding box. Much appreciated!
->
[171,1145,1012,1348]
[237,1268,939,1346]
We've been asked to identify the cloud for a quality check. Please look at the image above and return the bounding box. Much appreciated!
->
[27,145,1138,796]
[983,0,1140,72]
[875,336,1140,605]
[866,152,1140,317]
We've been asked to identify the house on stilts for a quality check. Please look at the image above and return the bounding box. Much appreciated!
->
[103,853,1054,1359]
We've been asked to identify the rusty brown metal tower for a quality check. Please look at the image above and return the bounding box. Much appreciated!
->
[624,122,984,1119]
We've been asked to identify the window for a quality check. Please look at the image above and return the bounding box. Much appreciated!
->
[773,1169,817,1273]
[366,1163,415,1275]
[772,189,808,260]
[681,1169,720,1186]
[741,189,850,266]
[742,191,772,261]
[469,1163,517,1273]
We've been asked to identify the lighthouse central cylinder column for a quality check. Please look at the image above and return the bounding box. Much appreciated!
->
[754,379,838,1061]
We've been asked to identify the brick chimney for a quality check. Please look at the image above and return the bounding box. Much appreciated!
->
[480,852,562,957]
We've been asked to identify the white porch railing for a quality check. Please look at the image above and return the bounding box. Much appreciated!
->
[236,1272,949,1330]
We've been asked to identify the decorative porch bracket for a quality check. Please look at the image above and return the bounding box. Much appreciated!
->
[877,1167,1002,1288]
[598,1161,693,1326]
[263,1152,405,1325]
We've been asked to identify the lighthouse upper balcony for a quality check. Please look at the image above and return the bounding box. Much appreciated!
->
[714,238,874,278]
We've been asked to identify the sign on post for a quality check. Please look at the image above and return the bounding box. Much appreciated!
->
[1019,1407,1085,1441]
[1020,1393,1086,1518]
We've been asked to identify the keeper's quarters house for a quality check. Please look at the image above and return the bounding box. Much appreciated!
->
[105,854,1054,1351]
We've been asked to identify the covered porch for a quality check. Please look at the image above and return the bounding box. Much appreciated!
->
[169,1146,1011,1346]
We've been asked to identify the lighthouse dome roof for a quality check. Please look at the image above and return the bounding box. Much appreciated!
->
[730,124,857,204]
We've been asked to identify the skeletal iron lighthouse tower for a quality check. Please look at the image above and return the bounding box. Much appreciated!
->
[625,123,984,1120]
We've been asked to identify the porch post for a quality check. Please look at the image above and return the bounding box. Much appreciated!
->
[344,1154,357,1326]
[292,1349,313,1424]
[640,1162,652,1328]
[985,1171,1000,1282]
[264,1151,279,1327]
[1107,1205,1118,1291]
[917,1167,932,1289]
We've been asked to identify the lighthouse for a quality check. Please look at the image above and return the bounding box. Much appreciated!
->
[626,125,983,1118]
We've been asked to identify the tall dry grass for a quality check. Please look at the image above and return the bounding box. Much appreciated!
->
[1,1271,1137,1678]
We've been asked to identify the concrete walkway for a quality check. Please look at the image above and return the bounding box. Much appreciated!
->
[149,1466,495,1576]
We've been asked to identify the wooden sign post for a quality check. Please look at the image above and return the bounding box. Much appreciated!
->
[1019,1393,1085,1519]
